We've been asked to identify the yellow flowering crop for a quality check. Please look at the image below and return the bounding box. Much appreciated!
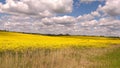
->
[0,31,120,51]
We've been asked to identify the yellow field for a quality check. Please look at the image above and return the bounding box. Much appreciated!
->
[0,31,120,51]
[0,31,120,68]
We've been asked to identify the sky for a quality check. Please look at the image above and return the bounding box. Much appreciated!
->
[0,0,120,36]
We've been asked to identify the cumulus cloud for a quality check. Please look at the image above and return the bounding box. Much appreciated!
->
[80,0,95,3]
[79,0,105,4]
[77,14,94,21]
[41,16,76,25]
[0,15,77,34]
[0,0,73,17]
[91,11,100,17]
[0,0,120,37]
[79,17,120,36]
[99,0,120,16]
[1,14,120,36]
[77,10,101,22]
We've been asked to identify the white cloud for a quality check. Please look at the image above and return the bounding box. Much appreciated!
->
[0,0,120,37]
[91,11,100,17]
[0,15,77,34]
[99,0,120,16]
[80,0,95,4]
[41,16,76,25]
[1,14,120,36]
[79,0,105,4]
[80,20,97,26]
[77,14,94,21]
[78,17,120,36]
[0,0,73,17]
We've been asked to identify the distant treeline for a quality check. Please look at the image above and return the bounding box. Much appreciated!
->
[0,30,120,38]
[0,30,8,32]
[21,32,71,36]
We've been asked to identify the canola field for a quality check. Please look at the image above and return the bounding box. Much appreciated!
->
[0,31,120,51]
[0,31,120,68]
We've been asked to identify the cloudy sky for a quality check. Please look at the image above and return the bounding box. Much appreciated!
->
[0,0,120,36]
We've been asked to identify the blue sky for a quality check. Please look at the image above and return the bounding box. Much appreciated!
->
[0,0,120,36]
[70,0,105,16]
[0,0,5,4]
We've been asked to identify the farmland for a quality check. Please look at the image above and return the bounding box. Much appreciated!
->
[0,31,120,51]
[0,31,120,68]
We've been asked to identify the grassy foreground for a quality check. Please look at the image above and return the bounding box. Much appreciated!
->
[0,46,120,68]
[0,31,120,68]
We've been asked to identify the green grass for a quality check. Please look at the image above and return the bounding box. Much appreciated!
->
[95,46,120,68]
